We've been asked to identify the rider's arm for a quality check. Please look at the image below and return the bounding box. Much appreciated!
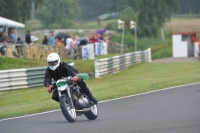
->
[63,63,78,77]
[44,68,52,87]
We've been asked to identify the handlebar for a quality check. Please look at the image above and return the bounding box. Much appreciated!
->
[49,77,78,94]
[51,83,57,90]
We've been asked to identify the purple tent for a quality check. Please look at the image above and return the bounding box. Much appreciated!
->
[96,28,106,34]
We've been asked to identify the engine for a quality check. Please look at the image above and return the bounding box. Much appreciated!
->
[77,95,90,108]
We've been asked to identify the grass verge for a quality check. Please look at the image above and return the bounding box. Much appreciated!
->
[1,62,200,119]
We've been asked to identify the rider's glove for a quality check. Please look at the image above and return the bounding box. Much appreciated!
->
[72,76,78,82]
[47,85,53,92]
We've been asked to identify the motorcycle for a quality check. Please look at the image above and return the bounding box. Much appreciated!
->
[51,77,98,123]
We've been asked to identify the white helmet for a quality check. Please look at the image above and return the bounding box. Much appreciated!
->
[47,52,60,71]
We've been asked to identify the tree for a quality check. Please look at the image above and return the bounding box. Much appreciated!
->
[177,0,200,14]
[108,0,136,13]
[36,0,80,28]
[0,0,21,21]
[107,0,178,37]
[0,0,43,23]
[136,0,178,37]
[118,7,136,34]
[79,0,109,20]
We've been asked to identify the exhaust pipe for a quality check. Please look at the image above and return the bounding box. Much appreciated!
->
[76,108,91,113]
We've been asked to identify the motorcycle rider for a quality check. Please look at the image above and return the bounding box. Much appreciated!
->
[44,52,98,104]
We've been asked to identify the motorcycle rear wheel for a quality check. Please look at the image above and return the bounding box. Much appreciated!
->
[60,95,76,123]
[84,104,98,120]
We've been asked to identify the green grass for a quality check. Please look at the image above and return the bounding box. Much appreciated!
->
[0,54,118,72]
[1,17,199,119]
[1,62,200,119]
[0,57,47,70]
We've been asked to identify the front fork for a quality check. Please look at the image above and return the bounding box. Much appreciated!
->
[58,86,74,109]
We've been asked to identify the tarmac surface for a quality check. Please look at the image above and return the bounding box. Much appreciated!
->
[1,83,200,133]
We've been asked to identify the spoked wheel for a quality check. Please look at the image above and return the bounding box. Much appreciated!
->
[84,104,98,120]
[60,95,76,123]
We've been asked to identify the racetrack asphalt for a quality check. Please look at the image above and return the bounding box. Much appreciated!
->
[1,83,200,133]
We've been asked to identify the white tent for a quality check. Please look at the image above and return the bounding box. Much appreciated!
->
[0,16,25,42]
[0,16,25,28]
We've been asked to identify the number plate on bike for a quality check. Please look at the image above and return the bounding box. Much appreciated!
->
[56,79,68,91]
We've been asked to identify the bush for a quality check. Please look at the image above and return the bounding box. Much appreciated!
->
[47,23,61,29]
[106,22,118,31]
[111,31,173,59]
[151,44,172,59]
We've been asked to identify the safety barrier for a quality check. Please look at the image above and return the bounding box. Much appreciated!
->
[0,48,151,91]
[95,48,151,78]
[0,63,75,91]
[0,67,46,91]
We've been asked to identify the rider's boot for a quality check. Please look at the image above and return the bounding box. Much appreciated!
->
[85,89,98,104]
[77,78,98,104]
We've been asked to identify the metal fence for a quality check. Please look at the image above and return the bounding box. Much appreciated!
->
[95,48,151,78]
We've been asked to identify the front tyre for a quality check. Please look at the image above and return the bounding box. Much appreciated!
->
[84,104,98,120]
[60,95,76,123]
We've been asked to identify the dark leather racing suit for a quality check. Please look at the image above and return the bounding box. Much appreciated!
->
[44,62,98,104]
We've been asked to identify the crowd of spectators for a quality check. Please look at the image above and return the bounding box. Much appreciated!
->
[49,32,112,58]
[55,32,112,50]
[41,34,55,45]
[0,29,32,56]
[0,28,112,57]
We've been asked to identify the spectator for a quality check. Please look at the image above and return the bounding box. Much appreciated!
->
[97,33,103,42]
[0,32,12,43]
[79,34,89,46]
[16,37,23,44]
[84,33,91,43]
[0,32,11,55]
[102,34,107,42]
[65,34,74,49]
[73,34,79,47]
[79,37,87,46]
[65,34,75,56]
[25,31,32,44]
[49,34,55,45]
[42,35,48,45]
[1,31,14,56]
[0,41,8,55]
[197,38,200,61]
[91,33,98,43]
[15,37,23,56]
[9,29,16,43]
[198,38,200,49]
[57,38,63,47]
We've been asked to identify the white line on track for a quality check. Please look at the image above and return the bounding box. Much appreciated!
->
[1,82,199,122]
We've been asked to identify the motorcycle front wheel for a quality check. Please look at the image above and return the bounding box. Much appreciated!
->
[60,95,76,123]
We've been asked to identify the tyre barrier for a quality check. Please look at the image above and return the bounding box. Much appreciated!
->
[78,73,89,80]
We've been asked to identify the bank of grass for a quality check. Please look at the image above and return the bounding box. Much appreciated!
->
[0,54,118,72]
[1,62,200,119]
